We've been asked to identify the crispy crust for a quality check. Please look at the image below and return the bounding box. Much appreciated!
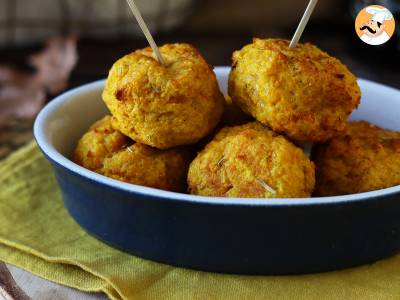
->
[73,116,128,171]
[74,116,192,192]
[228,38,361,142]
[102,43,225,149]
[188,122,315,198]
[313,121,400,196]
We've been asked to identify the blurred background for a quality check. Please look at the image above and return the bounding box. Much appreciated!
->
[0,0,399,159]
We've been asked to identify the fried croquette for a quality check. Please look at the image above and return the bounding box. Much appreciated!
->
[74,116,192,192]
[313,121,400,196]
[102,43,225,149]
[73,116,128,171]
[101,143,192,192]
[187,122,315,198]
[228,38,361,142]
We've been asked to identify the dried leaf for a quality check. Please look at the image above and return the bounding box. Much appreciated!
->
[0,36,78,155]
[0,66,31,85]
[30,36,78,94]
[0,36,78,123]
[0,66,45,122]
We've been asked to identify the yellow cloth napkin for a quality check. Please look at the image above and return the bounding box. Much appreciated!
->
[1,141,400,300]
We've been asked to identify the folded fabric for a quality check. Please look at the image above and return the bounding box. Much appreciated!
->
[0,141,399,300]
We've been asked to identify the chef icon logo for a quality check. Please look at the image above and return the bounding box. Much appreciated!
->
[355,5,395,46]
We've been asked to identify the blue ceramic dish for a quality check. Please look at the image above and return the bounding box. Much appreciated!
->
[34,67,400,275]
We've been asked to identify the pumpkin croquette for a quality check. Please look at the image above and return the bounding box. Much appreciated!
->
[187,122,315,198]
[73,116,128,171]
[102,43,225,149]
[74,116,192,192]
[228,38,361,142]
[313,121,400,196]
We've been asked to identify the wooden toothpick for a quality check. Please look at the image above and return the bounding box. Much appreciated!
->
[289,0,319,48]
[125,0,165,64]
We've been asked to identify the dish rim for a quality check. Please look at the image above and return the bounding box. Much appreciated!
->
[33,66,400,206]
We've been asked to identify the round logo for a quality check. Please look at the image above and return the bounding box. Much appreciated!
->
[355,5,395,46]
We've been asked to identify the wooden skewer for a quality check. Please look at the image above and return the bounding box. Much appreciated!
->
[125,0,165,64]
[289,0,319,48]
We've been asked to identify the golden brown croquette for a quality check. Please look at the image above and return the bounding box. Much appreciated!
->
[188,122,315,198]
[313,121,400,196]
[102,43,225,149]
[74,116,192,192]
[228,38,361,142]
